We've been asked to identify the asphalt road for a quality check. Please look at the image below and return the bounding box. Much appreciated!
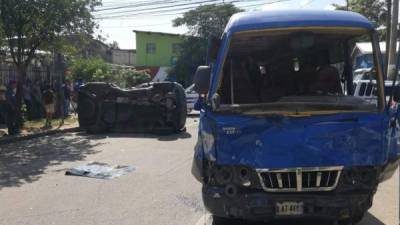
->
[0,117,398,225]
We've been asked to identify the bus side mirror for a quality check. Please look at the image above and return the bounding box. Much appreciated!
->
[194,66,211,95]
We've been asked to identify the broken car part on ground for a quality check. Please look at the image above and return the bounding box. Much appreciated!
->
[65,162,135,179]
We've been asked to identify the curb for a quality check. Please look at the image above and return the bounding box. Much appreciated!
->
[0,127,81,145]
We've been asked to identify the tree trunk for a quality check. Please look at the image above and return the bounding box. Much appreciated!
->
[15,65,26,129]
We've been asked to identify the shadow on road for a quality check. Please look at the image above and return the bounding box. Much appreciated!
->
[211,212,385,225]
[79,130,193,142]
[0,133,103,189]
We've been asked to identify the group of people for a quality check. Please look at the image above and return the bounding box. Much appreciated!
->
[0,81,18,135]
[0,79,76,136]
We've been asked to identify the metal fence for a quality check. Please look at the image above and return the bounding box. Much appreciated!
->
[0,64,53,85]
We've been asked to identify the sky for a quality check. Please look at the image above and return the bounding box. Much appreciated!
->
[95,0,347,49]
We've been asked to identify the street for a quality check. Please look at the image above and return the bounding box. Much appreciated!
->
[0,117,398,225]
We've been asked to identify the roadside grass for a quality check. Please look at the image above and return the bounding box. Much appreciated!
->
[23,116,78,132]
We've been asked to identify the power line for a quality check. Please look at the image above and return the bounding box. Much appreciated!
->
[101,0,150,5]
[100,0,171,7]
[99,0,285,27]
[100,0,141,6]
[97,0,284,14]
[95,0,220,16]
[97,0,273,12]
[237,0,290,8]
[96,0,196,12]
[96,11,186,20]
[101,23,172,28]
[95,0,290,19]
[96,0,291,32]
[299,0,314,9]
[96,1,228,19]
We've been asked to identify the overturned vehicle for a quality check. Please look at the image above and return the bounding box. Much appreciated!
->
[192,10,400,224]
[78,82,186,134]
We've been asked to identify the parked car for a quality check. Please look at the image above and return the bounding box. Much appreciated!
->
[352,42,400,82]
[353,79,400,105]
[191,10,399,224]
[185,84,198,113]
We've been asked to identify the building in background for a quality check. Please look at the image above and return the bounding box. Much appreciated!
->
[111,49,136,66]
[133,30,184,67]
[133,30,185,81]
[68,35,136,66]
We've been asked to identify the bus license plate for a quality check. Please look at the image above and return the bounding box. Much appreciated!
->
[275,202,304,216]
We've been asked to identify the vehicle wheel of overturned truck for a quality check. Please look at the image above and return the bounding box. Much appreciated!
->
[77,82,186,134]
[77,85,108,134]
[171,81,187,133]
[150,82,186,134]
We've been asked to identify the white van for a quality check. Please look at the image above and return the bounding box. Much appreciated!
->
[185,84,198,113]
[353,80,398,105]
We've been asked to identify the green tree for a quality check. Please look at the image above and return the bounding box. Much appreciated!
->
[0,0,100,123]
[171,4,242,86]
[168,37,207,86]
[0,0,100,79]
[69,58,112,82]
[108,41,120,50]
[122,69,151,87]
[69,59,150,88]
[333,0,388,39]
[173,3,242,38]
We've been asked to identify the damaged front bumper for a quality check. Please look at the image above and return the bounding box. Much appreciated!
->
[198,165,382,222]
[202,185,374,222]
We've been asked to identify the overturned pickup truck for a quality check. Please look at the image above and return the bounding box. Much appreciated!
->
[78,82,186,134]
[192,10,400,224]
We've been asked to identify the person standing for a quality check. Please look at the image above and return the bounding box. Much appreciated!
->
[5,81,19,135]
[0,83,7,135]
[42,85,55,128]
[63,80,71,117]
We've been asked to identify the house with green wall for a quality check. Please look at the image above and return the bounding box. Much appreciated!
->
[133,30,185,67]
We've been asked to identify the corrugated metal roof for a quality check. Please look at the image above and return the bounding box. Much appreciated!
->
[132,30,186,37]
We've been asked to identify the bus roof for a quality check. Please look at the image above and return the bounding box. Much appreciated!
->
[224,10,374,34]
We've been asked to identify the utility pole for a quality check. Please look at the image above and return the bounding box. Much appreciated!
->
[386,0,392,74]
[387,0,399,81]
[390,2,400,225]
